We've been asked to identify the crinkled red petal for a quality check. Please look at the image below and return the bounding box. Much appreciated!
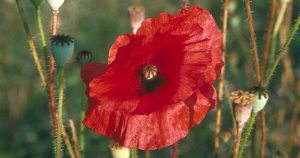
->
[83,83,216,150]
[82,5,223,150]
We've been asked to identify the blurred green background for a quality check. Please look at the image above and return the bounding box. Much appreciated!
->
[1,0,300,157]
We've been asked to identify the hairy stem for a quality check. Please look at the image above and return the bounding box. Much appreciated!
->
[238,112,257,158]
[263,14,300,87]
[214,0,228,157]
[16,0,47,86]
[244,0,261,85]
[49,8,59,140]
[259,110,266,158]
[261,0,277,77]
[62,124,76,158]
[36,8,50,75]
[69,119,81,158]
[56,67,64,158]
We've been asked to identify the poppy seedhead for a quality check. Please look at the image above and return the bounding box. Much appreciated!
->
[81,5,223,150]
[76,50,93,66]
[51,34,74,66]
[230,91,255,127]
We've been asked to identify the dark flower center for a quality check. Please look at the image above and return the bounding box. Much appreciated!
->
[139,64,164,94]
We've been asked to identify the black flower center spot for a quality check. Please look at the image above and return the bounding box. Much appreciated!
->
[139,64,165,94]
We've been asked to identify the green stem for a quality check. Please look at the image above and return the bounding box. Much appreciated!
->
[16,0,47,86]
[36,8,50,76]
[131,148,137,158]
[269,3,287,65]
[263,14,300,87]
[238,112,257,158]
[56,67,65,158]
[80,84,85,157]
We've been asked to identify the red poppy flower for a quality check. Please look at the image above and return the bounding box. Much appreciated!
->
[81,5,223,150]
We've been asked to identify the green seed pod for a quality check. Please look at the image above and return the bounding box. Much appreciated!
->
[76,50,93,66]
[51,34,74,67]
[252,92,268,113]
[30,0,44,8]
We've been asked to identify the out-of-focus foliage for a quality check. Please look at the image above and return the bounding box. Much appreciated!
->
[0,0,300,157]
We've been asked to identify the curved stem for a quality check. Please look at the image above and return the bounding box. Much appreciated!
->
[263,14,300,87]
[36,8,50,76]
[238,112,257,158]
[16,0,47,86]
[56,67,64,158]
[244,0,261,85]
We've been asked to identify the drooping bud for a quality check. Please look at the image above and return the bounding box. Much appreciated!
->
[252,92,268,113]
[30,0,44,8]
[109,141,130,158]
[128,5,145,34]
[50,34,74,66]
[230,91,255,128]
[47,0,64,10]
[76,50,93,66]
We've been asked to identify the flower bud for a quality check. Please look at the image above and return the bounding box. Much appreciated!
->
[51,34,74,66]
[30,0,44,8]
[109,141,130,158]
[252,92,268,113]
[128,6,145,34]
[76,50,93,66]
[47,0,64,10]
[230,91,255,128]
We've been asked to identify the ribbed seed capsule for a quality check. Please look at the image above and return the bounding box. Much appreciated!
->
[142,64,158,80]
[230,90,255,127]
